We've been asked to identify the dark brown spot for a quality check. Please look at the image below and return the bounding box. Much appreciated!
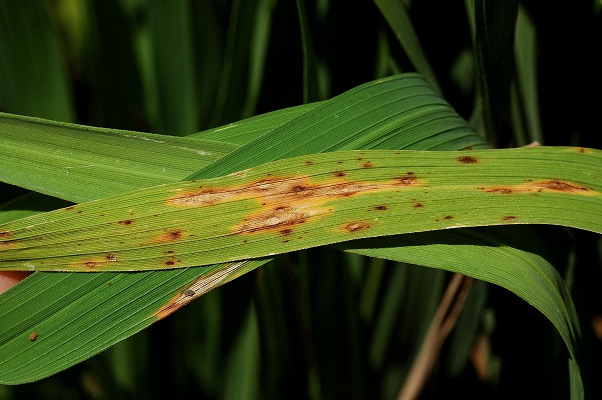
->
[168,230,183,240]
[397,177,418,185]
[184,289,195,297]
[407,172,415,175]
[464,146,474,150]
[164,250,175,254]
[334,170,345,177]
[502,216,517,221]
[164,260,176,266]
[457,155,478,164]
[280,228,293,236]
[291,185,308,193]
[0,231,12,239]
[77,210,83,214]
[305,160,314,165]
[343,221,371,232]
[105,253,117,261]
[243,240,248,244]
[374,205,388,210]
[118,219,134,226]
[444,215,454,220]
[414,203,424,208]
[65,206,75,211]
[29,332,38,341]
[362,162,373,168]
[84,261,98,269]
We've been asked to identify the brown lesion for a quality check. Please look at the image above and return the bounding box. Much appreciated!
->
[151,229,185,243]
[169,174,423,236]
[457,155,478,164]
[163,258,180,267]
[0,239,16,249]
[502,216,517,221]
[118,219,134,226]
[342,221,371,232]
[480,179,595,196]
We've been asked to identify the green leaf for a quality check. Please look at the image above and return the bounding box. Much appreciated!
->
[0,112,236,202]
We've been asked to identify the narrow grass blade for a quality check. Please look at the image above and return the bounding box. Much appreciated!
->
[474,0,518,142]
[148,0,199,135]
[0,0,74,121]
[0,112,236,202]
[374,0,441,92]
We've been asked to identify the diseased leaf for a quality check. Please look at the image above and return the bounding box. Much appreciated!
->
[1,147,599,272]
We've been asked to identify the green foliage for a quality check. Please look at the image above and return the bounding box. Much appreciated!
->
[0,1,601,399]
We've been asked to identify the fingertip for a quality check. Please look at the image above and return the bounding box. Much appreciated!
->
[0,271,33,294]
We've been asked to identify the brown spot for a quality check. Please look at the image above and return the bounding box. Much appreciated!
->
[184,289,195,297]
[575,147,592,154]
[414,203,424,208]
[0,231,12,239]
[457,155,478,164]
[65,206,75,211]
[342,221,371,232]
[164,250,175,254]
[397,177,418,185]
[29,332,38,341]
[374,205,388,210]
[334,170,345,177]
[77,210,83,214]
[407,172,415,175]
[444,215,454,220]
[153,229,185,243]
[118,219,134,226]
[280,228,293,236]
[502,216,517,221]
[105,253,118,261]
[362,162,373,168]
[464,146,474,150]
[305,160,314,165]
[163,260,177,267]
[481,179,594,196]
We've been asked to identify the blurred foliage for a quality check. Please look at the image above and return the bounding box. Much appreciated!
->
[0,0,601,399]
